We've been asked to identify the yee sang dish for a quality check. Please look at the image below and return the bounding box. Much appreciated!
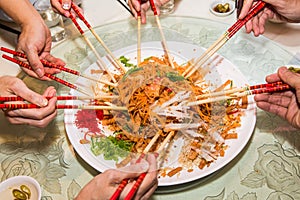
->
[74,55,248,176]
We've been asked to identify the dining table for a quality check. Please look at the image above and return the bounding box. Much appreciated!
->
[0,1,300,200]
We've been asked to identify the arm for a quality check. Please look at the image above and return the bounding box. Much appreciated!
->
[0,76,57,128]
[254,67,300,129]
[0,0,64,78]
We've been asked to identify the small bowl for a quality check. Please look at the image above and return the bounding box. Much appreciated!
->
[210,0,235,17]
[0,176,41,200]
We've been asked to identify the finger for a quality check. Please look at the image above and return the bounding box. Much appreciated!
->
[5,96,57,119]
[5,111,57,128]
[8,79,48,107]
[278,67,300,89]
[52,0,71,17]
[251,16,260,36]
[254,93,293,108]
[256,101,288,119]
[238,0,255,19]
[62,0,72,10]
[25,49,45,78]
[244,20,254,33]
[265,72,281,83]
[139,183,158,200]
[134,154,158,199]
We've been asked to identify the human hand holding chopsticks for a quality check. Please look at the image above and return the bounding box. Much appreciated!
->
[255,66,300,129]
[75,153,158,200]
[238,0,300,36]
[0,76,57,128]
[0,0,65,78]
[50,0,83,18]
[128,0,171,23]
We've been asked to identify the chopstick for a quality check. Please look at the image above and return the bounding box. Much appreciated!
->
[0,47,117,87]
[110,131,162,200]
[236,0,244,18]
[149,0,175,69]
[183,1,266,78]
[124,131,175,200]
[0,103,126,110]
[0,95,118,102]
[68,1,126,73]
[137,0,142,66]
[67,14,118,83]
[188,82,290,106]
[196,81,284,99]
[116,0,134,16]
[0,23,21,35]
[2,54,91,96]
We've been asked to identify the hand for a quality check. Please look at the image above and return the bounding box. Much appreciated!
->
[238,0,300,36]
[75,153,158,200]
[128,0,171,24]
[254,67,300,129]
[16,20,64,79]
[50,0,84,18]
[0,76,58,128]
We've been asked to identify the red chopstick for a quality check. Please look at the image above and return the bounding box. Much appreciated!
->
[2,54,90,96]
[227,1,266,38]
[0,47,116,87]
[1,47,80,75]
[0,104,79,109]
[110,153,146,200]
[0,96,89,102]
[62,1,126,73]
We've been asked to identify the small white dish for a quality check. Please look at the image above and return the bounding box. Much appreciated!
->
[210,0,235,17]
[0,176,41,200]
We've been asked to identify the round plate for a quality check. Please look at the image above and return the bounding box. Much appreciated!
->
[64,41,256,186]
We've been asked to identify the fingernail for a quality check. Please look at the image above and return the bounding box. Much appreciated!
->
[63,3,70,10]
[39,98,48,107]
[139,162,149,171]
[36,68,44,78]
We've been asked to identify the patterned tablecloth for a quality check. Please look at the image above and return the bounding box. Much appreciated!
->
[0,16,299,200]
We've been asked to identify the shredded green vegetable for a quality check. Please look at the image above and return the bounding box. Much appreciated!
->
[119,56,135,67]
[166,72,185,82]
[91,135,133,162]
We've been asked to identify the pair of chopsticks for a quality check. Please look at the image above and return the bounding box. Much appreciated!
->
[0,95,125,110]
[148,0,175,69]
[0,47,116,87]
[135,0,174,68]
[61,0,126,82]
[187,81,290,106]
[110,131,175,200]
[183,1,267,78]
[1,47,117,97]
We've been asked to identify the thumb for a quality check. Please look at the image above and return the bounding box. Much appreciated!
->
[278,67,300,88]
[112,161,150,182]
[12,81,48,107]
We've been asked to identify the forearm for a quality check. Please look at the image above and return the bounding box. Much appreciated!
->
[0,0,44,28]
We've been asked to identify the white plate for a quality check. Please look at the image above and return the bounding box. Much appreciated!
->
[64,41,256,186]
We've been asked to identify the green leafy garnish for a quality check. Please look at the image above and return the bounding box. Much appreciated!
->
[166,72,185,82]
[119,56,135,67]
[90,135,133,162]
